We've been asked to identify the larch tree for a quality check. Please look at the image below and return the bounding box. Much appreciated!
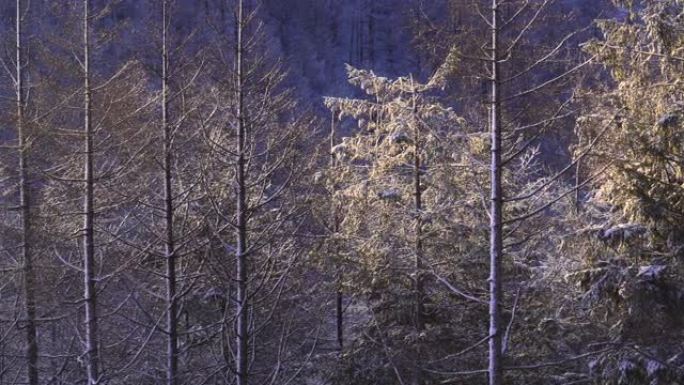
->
[196,1,317,384]
[484,2,595,382]
[235,3,248,383]
[81,1,100,382]
[0,0,42,382]
[411,0,609,383]
[97,0,213,381]
[2,1,678,385]
[34,1,152,382]
[160,1,179,382]
[14,0,39,383]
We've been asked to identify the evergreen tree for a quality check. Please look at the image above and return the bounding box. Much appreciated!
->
[570,1,684,383]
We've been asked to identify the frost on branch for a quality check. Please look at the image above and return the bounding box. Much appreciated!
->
[597,223,648,247]
[427,45,460,90]
[377,188,401,201]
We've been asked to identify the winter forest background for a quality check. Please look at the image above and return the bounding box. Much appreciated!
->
[1,0,683,384]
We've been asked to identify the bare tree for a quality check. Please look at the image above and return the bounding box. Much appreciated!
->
[482,1,598,383]
[487,2,503,383]
[410,1,605,383]
[81,1,100,383]
[160,2,178,384]
[234,2,249,385]
[195,2,318,384]
[14,0,39,383]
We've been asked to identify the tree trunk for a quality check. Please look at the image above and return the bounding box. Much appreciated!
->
[235,1,249,385]
[82,0,100,383]
[336,289,343,351]
[488,0,503,384]
[412,86,425,385]
[575,158,582,213]
[16,0,39,383]
[162,1,178,384]
[330,111,343,352]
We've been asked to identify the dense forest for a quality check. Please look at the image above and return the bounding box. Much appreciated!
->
[0,0,683,384]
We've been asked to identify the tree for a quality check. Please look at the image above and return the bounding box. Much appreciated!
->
[14,0,39,383]
[488,3,503,382]
[234,2,249,383]
[197,1,317,384]
[160,2,180,382]
[32,1,151,381]
[327,109,344,352]
[81,1,100,382]
[410,1,606,383]
[4,1,678,384]
[323,63,488,385]
[569,1,684,382]
[579,0,684,252]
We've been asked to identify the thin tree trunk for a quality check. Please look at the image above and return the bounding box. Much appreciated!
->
[488,0,503,384]
[161,1,178,384]
[411,85,425,385]
[412,95,425,334]
[336,289,343,350]
[330,111,343,352]
[82,1,100,383]
[16,0,39,383]
[235,1,249,385]
[574,158,582,213]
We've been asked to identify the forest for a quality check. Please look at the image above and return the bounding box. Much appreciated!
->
[0,0,683,384]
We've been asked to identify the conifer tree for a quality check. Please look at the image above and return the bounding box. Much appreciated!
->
[34,1,151,381]
[570,1,684,382]
[197,1,316,384]
[411,1,603,383]
[14,0,39,383]
[324,63,474,385]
